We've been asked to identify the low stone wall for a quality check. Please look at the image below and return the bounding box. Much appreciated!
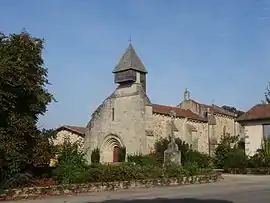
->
[1,174,222,201]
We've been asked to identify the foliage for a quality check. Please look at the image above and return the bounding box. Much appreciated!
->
[68,163,214,184]
[224,149,248,170]
[53,139,88,184]
[214,135,241,168]
[32,128,57,168]
[248,142,270,168]
[91,148,100,164]
[118,146,126,162]
[154,138,190,164]
[127,154,158,166]
[153,137,212,168]
[185,150,212,168]
[0,31,54,181]
[221,105,245,117]
[261,138,270,157]
[264,82,270,103]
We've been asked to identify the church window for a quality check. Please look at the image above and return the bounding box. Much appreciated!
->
[223,126,227,137]
[112,108,115,121]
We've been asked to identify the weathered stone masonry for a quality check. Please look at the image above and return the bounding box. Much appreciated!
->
[55,43,245,163]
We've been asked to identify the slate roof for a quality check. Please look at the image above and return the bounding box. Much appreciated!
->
[237,104,270,122]
[151,104,207,122]
[113,44,148,73]
[56,125,86,137]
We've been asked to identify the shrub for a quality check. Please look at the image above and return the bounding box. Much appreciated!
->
[224,149,248,170]
[127,154,158,166]
[53,139,88,184]
[154,138,212,168]
[214,135,244,168]
[118,147,126,162]
[74,163,213,184]
[154,138,190,164]
[248,148,270,168]
[91,148,100,164]
[186,151,212,168]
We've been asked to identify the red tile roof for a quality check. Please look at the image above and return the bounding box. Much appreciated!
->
[56,125,86,137]
[237,104,270,122]
[151,104,207,122]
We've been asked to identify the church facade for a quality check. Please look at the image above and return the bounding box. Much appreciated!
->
[76,44,245,163]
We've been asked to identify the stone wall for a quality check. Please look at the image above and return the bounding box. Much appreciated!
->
[53,130,83,146]
[84,83,149,163]
[146,113,209,154]
[212,114,236,143]
[0,174,222,201]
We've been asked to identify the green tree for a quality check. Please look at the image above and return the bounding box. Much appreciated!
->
[265,82,270,103]
[0,31,54,179]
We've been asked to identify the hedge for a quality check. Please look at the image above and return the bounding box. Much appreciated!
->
[54,163,215,184]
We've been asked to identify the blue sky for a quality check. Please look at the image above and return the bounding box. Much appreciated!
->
[1,0,269,129]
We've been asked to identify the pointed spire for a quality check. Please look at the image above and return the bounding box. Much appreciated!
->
[113,43,148,74]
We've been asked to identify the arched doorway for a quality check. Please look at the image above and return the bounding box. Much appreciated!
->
[100,134,124,163]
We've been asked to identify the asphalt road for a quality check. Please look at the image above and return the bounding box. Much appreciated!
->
[6,175,270,203]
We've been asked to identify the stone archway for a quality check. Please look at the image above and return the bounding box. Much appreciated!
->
[100,134,124,163]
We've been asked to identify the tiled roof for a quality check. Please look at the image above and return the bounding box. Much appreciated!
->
[151,104,207,122]
[112,44,148,73]
[237,104,270,122]
[57,125,86,137]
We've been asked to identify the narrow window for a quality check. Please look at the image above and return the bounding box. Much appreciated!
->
[112,108,115,121]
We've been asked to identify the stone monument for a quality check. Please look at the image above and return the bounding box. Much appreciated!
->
[163,110,181,167]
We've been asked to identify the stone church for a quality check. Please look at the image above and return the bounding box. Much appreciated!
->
[56,43,245,163]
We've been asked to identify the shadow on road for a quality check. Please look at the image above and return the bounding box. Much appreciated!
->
[98,198,234,203]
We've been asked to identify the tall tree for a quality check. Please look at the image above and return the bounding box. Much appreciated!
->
[0,31,54,178]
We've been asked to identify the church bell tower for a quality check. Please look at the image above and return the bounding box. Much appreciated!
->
[112,43,148,92]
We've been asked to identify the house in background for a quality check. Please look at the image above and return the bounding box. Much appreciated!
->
[54,125,86,147]
[237,104,270,156]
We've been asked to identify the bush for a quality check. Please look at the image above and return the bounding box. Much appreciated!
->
[186,151,212,168]
[154,138,212,168]
[74,163,213,184]
[53,139,88,184]
[214,135,245,168]
[118,147,126,162]
[224,149,248,170]
[248,149,270,168]
[91,148,100,164]
[127,154,158,166]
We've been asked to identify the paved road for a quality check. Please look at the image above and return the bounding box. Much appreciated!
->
[6,175,270,203]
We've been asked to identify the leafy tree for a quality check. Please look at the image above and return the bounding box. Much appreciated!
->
[32,129,57,168]
[221,105,245,117]
[265,82,270,104]
[0,31,54,179]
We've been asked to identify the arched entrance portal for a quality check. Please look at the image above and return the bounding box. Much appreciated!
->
[100,134,124,163]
